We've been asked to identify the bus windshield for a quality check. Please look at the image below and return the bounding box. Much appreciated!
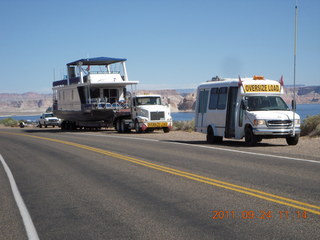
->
[246,96,289,111]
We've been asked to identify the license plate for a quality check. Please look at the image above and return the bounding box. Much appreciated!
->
[148,122,168,128]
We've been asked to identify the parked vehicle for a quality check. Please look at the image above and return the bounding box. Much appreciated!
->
[38,113,61,128]
[195,76,300,145]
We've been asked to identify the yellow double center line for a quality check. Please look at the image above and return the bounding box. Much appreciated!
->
[2,131,320,215]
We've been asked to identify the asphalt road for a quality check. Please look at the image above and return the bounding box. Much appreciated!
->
[0,128,319,240]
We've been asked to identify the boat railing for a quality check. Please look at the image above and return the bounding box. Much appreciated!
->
[87,71,120,74]
[82,98,129,111]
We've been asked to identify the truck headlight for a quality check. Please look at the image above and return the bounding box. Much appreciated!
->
[253,119,266,126]
[294,119,300,125]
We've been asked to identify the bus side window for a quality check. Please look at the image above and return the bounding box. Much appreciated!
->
[209,88,219,109]
[217,87,228,109]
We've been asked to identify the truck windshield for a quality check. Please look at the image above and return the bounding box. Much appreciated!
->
[44,113,54,117]
[136,97,161,105]
[246,96,289,111]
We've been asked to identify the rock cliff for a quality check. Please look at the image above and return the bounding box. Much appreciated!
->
[0,92,52,115]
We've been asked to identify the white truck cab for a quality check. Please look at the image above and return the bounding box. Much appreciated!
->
[195,76,300,145]
[131,94,172,133]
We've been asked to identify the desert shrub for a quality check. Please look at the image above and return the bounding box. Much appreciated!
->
[0,118,18,127]
[301,114,320,137]
[173,120,195,132]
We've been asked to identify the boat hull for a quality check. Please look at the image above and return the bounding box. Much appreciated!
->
[53,109,115,123]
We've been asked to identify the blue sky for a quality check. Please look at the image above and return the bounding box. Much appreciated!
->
[1,0,319,93]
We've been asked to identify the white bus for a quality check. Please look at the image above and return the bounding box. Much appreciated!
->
[195,76,300,145]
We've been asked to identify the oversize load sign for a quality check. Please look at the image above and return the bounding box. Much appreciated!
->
[244,84,280,93]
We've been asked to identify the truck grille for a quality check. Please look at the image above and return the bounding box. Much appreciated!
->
[151,111,165,120]
[267,120,292,127]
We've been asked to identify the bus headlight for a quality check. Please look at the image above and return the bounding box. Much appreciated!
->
[253,119,266,126]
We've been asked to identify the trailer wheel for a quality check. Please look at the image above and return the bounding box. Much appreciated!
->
[286,134,299,145]
[245,126,257,146]
[60,121,66,130]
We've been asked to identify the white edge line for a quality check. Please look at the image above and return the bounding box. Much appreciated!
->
[68,132,320,164]
[0,154,39,240]
[171,142,320,164]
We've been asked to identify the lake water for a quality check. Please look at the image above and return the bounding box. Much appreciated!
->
[1,104,319,122]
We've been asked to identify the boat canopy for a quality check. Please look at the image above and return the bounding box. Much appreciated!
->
[67,57,127,66]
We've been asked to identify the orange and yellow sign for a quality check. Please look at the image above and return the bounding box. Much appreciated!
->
[243,84,280,93]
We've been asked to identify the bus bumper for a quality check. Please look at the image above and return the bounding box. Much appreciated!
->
[253,127,301,136]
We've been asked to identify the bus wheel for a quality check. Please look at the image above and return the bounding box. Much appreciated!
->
[207,127,222,144]
[286,135,299,145]
[245,126,257,146]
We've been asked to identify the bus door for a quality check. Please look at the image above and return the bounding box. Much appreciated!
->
[196,89,209,132]
[225,87,238,138]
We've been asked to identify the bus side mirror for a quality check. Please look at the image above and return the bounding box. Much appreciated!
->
[291,99,296,110]
[241,100,248,110]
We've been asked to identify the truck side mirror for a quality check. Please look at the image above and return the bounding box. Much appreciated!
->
[291,99,296,110]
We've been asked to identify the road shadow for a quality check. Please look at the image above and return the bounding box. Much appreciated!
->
[22,128,116,134]
[161,139,287,148]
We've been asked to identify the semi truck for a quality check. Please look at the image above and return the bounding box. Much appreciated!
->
[52,57,172,133]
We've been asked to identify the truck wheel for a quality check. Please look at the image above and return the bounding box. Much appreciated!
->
[245,126,257,146]
[44,124,47,128]
[135,120,142,133]
[116,119,122,133]
[163,127,170,133]
[61,121,67,130]
[120,120,126,133]
[39,122,42,128]
[286,134,299,145]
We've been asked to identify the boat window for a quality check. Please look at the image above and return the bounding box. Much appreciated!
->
[103,89,118,104]
[90,88,100,98]
[247,96,289,111]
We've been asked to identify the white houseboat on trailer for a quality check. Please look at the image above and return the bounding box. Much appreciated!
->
[52,57,138,129]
